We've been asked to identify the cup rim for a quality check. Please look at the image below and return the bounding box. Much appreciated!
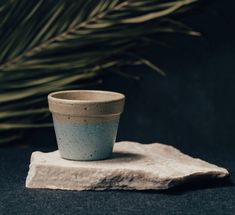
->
[48,90,125,105]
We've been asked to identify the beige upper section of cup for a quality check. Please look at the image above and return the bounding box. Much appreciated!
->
[48,90,125,116]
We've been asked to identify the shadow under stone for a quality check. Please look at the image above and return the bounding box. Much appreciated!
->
[138,177,234,195]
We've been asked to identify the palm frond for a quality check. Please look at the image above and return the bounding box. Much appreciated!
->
[0,0,199,144]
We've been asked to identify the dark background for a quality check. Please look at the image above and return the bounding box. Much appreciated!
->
[1,0,235,214]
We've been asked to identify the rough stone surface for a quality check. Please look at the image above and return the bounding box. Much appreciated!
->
[26,141,229,191]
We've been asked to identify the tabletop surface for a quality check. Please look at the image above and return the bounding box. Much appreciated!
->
[0,129,234,215]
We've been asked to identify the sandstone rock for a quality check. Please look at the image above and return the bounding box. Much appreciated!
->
[26,141,229,190]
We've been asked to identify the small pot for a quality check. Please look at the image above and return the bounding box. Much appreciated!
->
[48,90,125,161]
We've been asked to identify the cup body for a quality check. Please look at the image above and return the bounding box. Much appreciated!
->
[48,90,125,161]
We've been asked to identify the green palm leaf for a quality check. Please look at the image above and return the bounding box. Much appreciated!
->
[0,0,199,144]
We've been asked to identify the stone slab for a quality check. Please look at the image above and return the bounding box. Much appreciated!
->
[26,141,229,191]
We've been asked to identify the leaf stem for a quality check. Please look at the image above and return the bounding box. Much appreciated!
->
[0,1,128,70]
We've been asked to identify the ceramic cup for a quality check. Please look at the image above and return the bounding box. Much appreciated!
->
[48,90,125,161]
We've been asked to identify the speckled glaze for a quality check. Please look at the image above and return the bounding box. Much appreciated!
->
[48,90,125,161]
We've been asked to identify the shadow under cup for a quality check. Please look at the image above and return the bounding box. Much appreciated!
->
[48,90,125,161]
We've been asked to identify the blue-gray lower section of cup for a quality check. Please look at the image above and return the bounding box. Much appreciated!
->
[53,119,119,160]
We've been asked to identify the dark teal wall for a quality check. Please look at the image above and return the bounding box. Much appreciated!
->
[86,0,235,151]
